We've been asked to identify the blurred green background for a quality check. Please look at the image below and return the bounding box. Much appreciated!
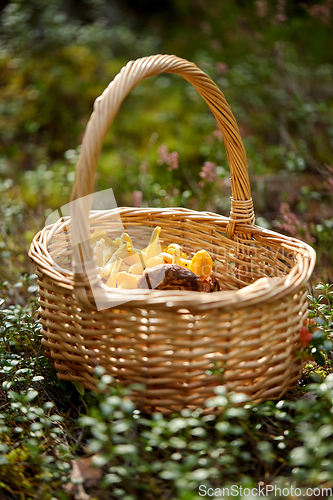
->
[0,0,332,283]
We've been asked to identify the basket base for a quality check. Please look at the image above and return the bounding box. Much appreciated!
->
[48,353,304,415]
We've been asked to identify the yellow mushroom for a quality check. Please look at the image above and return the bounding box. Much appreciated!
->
[143,227,162,259]
[159,252,172,264]
[189,250,213,279]
[147,256,164,268]
[129,262,146,275]
[105,258,122,288]
[159,252,191,268]
[119,262,131,273]
[91,229,106,244]
[112,237,121,247]
[105,242,130,266]
[120,232,134,252]
[116,272,138,289]
[165,243,188,259]
[123,249,148,267]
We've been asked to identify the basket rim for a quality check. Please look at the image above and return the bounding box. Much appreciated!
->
[29,206,316,313]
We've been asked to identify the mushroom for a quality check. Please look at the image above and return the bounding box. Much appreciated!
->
[98,263,112,279]
[159,252,191,268]
[106,242,130,266]
[105,258,122,288]
[201,275,221,292]
[147,256,165,268]
[116,272,138,289]
[120,231,134,248]
[171,246,181,265]
[93,238,108,267]
[129,262,145,275]
[189,250,213,280]
[137,264,203,291]
[143,226,162,259]
[123,249,148,267]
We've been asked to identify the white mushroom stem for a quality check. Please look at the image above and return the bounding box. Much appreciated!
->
[172,246,181,265]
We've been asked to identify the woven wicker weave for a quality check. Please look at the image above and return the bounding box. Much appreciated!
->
[29,55,316,414]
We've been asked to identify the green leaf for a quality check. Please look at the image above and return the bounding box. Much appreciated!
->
[187,468,210,481]
[230,393,249,404]
[323,340,333,352]
[290,446,309,466]
[73,381,85,395]
[313,350,326,367]
[214,385,227,395]
[113,444,137,455]
[25,390,39,402]
[92,454,109,467]
[169,437,187,449]
[103,474,121,485]
[312,329,325,340]
[113,421,130,434]
[168,418,187,433]
[78,416,98,427]
[2,381,12,390]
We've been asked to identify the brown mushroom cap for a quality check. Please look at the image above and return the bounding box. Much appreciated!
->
[201,275,221,293]
[137,264,203,291]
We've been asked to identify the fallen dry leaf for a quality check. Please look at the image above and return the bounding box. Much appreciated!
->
[64,455,103,500]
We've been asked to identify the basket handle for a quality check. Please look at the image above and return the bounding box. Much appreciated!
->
[69,55,255,303]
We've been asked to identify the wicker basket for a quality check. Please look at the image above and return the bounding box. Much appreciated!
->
[29,54,316,414]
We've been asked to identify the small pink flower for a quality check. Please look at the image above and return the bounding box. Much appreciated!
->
[139,160,148,173]
[255,0,268,17]
[211,40,221,52]
[277,202,315,244]
[324,164,333,193]
[309,4,331,25]
[275,0,287,22]
[216,62,229,75]
[212,126,223,142]
[199,162,218,183]
[168,151,179,171]
[276,13,286,22]
[324,177,333,193]
[200,21,211,35]
[158,144,179,171]
[132,190,142,208]
[157,144,170,165]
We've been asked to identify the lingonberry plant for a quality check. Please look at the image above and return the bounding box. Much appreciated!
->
[306,283,333,368]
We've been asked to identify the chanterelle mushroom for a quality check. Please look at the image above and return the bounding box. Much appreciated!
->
[189,250,213,280]
[116,272,138,289]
